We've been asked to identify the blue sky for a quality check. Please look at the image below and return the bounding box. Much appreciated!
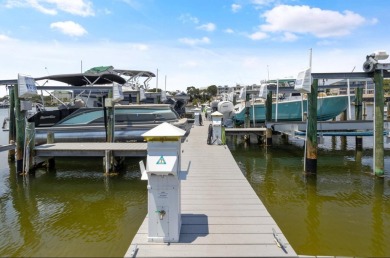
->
[0,0,389,97]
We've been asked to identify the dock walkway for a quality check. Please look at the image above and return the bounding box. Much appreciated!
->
[126,121,297,257]
[34,142,147,157]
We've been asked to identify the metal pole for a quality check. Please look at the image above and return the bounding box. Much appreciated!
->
[252,94,255,127]
[347,79,351,120]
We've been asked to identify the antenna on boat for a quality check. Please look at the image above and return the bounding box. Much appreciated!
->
[267,65,270,81]
[81,60,83,73]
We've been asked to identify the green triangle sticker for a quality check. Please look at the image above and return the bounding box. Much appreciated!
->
[156,156,166,165]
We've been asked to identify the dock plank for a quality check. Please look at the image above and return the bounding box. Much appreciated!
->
[125,120,297,257]
[34,142,147,157]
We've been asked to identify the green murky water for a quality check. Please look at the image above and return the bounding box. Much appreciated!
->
[1,108,390,257]
[228,136,390,257]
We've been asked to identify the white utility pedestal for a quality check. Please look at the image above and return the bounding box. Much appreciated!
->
[211,111,223,145]
[139,122,186,243]
[193,108,201,126]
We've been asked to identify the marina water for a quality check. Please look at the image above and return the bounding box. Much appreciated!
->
[0,107,389,257]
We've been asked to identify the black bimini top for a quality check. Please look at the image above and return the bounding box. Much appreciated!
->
[34,73,126,86]
[9,66,155,86]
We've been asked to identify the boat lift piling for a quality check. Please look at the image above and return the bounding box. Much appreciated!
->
[355,87,364,150]
[46,132,55,169]
[301,51,390,176]
[373,70,385,176]
[8,87,16,161]
[14,82,27,173]
[305,79,318,175]
[265,91,273,146]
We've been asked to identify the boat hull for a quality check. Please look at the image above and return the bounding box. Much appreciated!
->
[233,95,352,124]
[34,119,189,145]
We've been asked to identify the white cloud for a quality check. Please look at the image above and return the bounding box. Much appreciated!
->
[5,0,94,16]
[231,4,241,13]
[179,13,199,24]
[281,32,298,42]
[370,18,379,25]
[196,23,216,32]
[248,31,268,40]
[0,34,13,41]
[179,37,210,46]
[50,21,87,37]
[224,28,234,34]
[130,43,149,51]
[251,0,276,7]
[261,5,366,38]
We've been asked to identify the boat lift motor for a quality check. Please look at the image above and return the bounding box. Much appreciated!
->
[211,111,223,145]
[193,108,201,126]
[139,122,186,243]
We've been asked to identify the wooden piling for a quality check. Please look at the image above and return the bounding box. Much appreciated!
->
[8,87,16,161]
[105,91,115,174]
[373,70,384,177]
[265,91,273,146]
[265,91,272,122]
[244,93,250,128]
[355,87,363,150]
[24,122,35,174]
[305,79,318,175]
[265,128,272,146]
[387,102,390,119]
[14,83,26,173]
[363,101,367,119]
[47,132,55,169]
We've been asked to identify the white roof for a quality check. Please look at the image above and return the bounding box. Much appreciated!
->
[142,122,186,137]
[211,111,223,116]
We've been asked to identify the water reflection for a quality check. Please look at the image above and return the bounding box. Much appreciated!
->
[0,156,147,257]
[228,135,390,257]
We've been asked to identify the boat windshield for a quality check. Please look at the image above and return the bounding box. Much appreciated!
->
[57,108,178,125]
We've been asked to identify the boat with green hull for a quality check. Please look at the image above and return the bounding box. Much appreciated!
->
[233,94,352,124]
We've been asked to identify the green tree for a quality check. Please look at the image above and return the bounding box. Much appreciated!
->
[207,85,217,96]
[384,79,390,94]
[186,86,199,101]
[148,88,161,92]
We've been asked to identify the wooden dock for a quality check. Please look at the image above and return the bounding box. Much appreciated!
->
[34,142,147,157]
[125,121,297,257]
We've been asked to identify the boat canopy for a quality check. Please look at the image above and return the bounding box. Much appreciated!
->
[35,66,125,86]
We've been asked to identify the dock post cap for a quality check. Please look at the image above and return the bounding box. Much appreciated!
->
[211,111,223,117]
[142,122,186,141]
